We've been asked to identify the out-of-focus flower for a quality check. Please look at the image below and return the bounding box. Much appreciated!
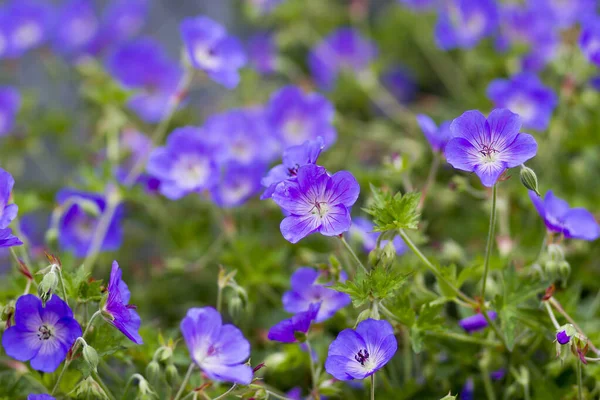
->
[27,395,56,400]
[490,368,506,381]
[248,32,277,75]
[267,86,337,149]
[272,164,360,244]
[416,114,452,153]
[211,162,265,208]
[282,267,350,322]
[580,18,600,67]
[487,73,557,131]
[102,261,143,344]
[348,217,407,255]
[459,311,497,333]
[435,0,499,50]
[308,28,378,90]
[56,189,124,257]
[268,303,320,343]
[529,190,600,241]
[0,86,20,136]
[107,37,183,123]
[52,0,99,58]
[0,168,22,248]
[181,306,253,384]
[325,319,397,380]
[531,0,596,30]
[19,211,50,255]
[1,0,54,58]
[381,66,416,105]
[461,377,474,400]
[445,109,537,187]
[180,16,246,89]
[101,0,148,44]
[2,294,81,373]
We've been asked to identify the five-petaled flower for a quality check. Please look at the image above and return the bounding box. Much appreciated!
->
[102,261,143,344]
[2,294,82,373]
[445,109,538,187]
[268,302,321,343]
[325,318,397,380]
[272,164,360,244]
[180,306,253,384]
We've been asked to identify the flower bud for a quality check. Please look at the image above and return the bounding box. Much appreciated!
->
[556,324,577,346]
[165,363,179,386]
[74,377,109,400]
[2,303,14,328]
[137,376,158,399]
[82,344,99,373]
[145,361,161,384]
[520,166,540,196]
[38,270,58,305]
[228,295,244,322]
[155,346,173,362]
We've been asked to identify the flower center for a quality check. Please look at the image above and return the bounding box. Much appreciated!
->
[354,348,370,366]
[172,155,210,190]
[479,145,498,162]
[311,202,329,218]
[37,324,53,341]
[283,117,307,143]
[13,21,42,49]
[194,45,221,70]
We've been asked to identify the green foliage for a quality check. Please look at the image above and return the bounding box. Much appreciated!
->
[63,266,104,303]
[331,266,411,307]
[364,184,421,232]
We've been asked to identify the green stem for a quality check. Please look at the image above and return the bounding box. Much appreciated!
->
[481,185,498,300]
[402,327,412,384]
[174,363,195,400]
[577,360,583,400]
[93,371,117,400]
[480,310,509,350]
[398,229,476,306]
[481,366,496,400]
[304,339,319,397]
[339,236,368,274]
[544,301,560,329]
[425,330,501,347]
[265,390,294,400]
[56,268,69,302]
[216,285,223,314]
[371,373,375,400]
[418,153,441,209]
[212,384,237,400]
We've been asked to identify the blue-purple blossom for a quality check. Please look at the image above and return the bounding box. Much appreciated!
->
[1,0,54,58]
[325,318,397,380]
[20,211,50,256]
[308,28,378,91]
[459,311,497,333]
[56,189,124,257]
[2,294,81,373]
[532,0,596,30]
[381,66,416,105]
[556,330,571,345]
[397,0,438,11]
[180,16,247,89]
[435,0,499,50]
[268,303,320,343]
[487,73,558,131]
[102,261,143,344]
[0,86,20,136]
[248,32,277,75]
[529,191,600,241]
[181,307,253,384]
[490,368,506,381]
[461,377,474,400]
[0,168,22,248]
[416,114,452,153]
[267,86,337,149]
[107,38,183,123]
[272,164,360,244]
[27,395,55,400]
[261,137,324,200]
[211,162,265,208]
[445,109,538,187]
[282,268,350,323]
[52,0,99,58]
[101,0,148,44]
[580,18,600,67]
[146,126,219,200]
[348,217,407,255]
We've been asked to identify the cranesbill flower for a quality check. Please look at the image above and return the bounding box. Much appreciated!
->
[107,38,183,123]
[308,28,378,91]
[1,0,54,58]
[101,0,148,44]
[181,307,253,384]
[0,86,20,136]
[445,109,538,187]
[272,164,360,244]
[416,114,452,153]
[282,268,350,323]
[556,330,570,345]
[56,189,124,257]
[461,377,474,400]
[435,0,499,50]
[180,16,246,89]
[267,86,337,149]
[52,0,99,58]
[27,395,55,400]
[248,32,277,75]
[211,162,265,208]
[580,18,600,67]
[487,73,557,131]
[102,261,143,344]
[0,168,22,248]
[348,217,407,255]
[459,311,497,333]
[146,126,219,200]
[325,318,397,380]
[261,137,324,200]
[529,190,600,241]
[268,303,320,343]
[2,294,81,373]
[381,66,416,105]
[20,211,50,255]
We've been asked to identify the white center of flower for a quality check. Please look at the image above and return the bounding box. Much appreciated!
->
[586,38,600,55]
[311,202,330,219]
[172,155,210,190]
[355,348,376,371]
[193,45,221,70]
[222,181,253,204]
[230,139,253,163]
[68,18,97,47]
[283,117,307,143]
[13,21,42,49]
[465,13,485,36]
[478,144,499,164]
[508,97,535,121]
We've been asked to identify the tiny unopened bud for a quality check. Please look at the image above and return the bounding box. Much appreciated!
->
[83,344,99,373]
[137,376,158,398]
[228,296,244,321]
[155,346,173,362]
[557,260,570,279]
[38,270,59,305]
[253,362,266,373]
[145,361,161,384]
[2,303,14,328]
[520,166,540,196]
[165,363,179,386]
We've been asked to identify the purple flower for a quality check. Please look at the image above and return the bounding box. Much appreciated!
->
[490,368,506,381]
[435,0,499,50]
[211,162,265,208]
[28,395,55,400]
[146,126,219,200]
[268,303,320,343]
[1,0,54,58]
[261,137,324,200]
[308,28,378,91]
[348,217,407,255]
[381,66,416,105]
[529,190,600,241]
[267,86,337,149]
[272,164,360,244]
[531,0,596,30]
[19,211,50,255]
[580,18,600,67]
[461,377,474,400]
[181,307,252,384]
[101,0,148,44]
[56,188,124,257]
[556,330,571,345]
[102,261,143,344]
[416,114,452,153]
[2,294,81,373]
[107,38,183,123]
[0,168,22,248]
[397,0,438,11]
[487,73,558,131]
[282,268,350,323]
[590,75,600,91]
[459,311,497,333]
[286,387,302,400]
[180,16,246,89]
[248,32,277,75]
[444,109,538,187]
[0,86,20,136]
[52,0,99,58]
[325,318,397,380]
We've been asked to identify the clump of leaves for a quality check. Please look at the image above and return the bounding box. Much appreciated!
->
[331,266,411,307]
[364,184,421,232]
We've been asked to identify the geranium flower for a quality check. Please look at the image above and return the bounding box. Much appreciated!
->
[268,303,320,343]
[435,0,499,50]
[459,311,497,333]
[0,168,22,248]
[416,114,452,153]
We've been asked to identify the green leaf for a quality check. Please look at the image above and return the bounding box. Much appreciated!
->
[363,185,421,232]
[63,267,104,303]
[331,266,411,307]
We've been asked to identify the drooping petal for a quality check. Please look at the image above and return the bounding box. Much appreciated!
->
[474,161,507,187]
[528,190,546,220]
[1,327,40,361]
[444,137,480,172]
[325,354,369,380]
[562,208,600,241]
[499,133,537,168]
[0,203,18,229]
[316,290,351,322]
[201,362,253,385]
[110,307,143,345]
[280,214,321,244]
[282,290,311,314]
[318,205,352,236]
[544,191,570,230]
[449,110,489,147]
[486,108,521,150]
[326,171,360,207]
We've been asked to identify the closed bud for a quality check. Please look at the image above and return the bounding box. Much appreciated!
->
[558,260,570,279]
[155,346,173,362]
[145,361,161,384]
[83,344,99,373]
[74,377,109,400]
[38,270,58,305]
[1,303,14,321]
[381,241,396,265]
[355,309,371,327]
[520,166,540,196]
[228,295,244,321]
[165,363,179,386]
[137,377,158,399]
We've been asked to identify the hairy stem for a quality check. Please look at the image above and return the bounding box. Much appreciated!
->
[174,363,196,400]
[481,185,498,300]
[339,236,368,274]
